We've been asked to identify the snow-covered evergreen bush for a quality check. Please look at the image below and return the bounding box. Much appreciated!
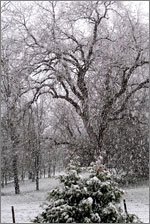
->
[33,158,141,223]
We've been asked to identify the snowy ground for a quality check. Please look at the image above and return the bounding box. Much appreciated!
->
[121,186,149,223]
[1,176,149,223]
[1,177,59,223]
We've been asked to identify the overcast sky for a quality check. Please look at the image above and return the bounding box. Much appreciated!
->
[124,1,149,16]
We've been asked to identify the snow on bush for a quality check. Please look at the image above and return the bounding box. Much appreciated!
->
[33,157,141,223]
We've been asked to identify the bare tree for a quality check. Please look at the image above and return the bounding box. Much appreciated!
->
[2,1,149,165]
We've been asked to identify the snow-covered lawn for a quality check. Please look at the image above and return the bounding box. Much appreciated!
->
[121,186,149,223]
[1,177,59,223]
[1,177,149,223]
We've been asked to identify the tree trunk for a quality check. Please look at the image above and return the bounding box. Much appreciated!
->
[21,167,24,181]
[28,171,32,180]
[81,105,107,162]
[1,172,5,188]
[52,164,56,176]
[35,154,40,190]
[36,170,39,190]
[48,164,51,178]
[82,116,100,158]
[12,154,20,194]
[5,173,8,185]
[43,168,46,178]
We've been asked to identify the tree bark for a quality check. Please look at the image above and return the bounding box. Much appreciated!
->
[48,164,51,178]
[28,171,32,180]
[12,154,20,194]
[5,173,8,185]
[35,154,40,190]
[36,170,39,190]
[81,101,102,158]
[21,167,24,181]
[1,172,5,188]
[52,164,56,176]
[43,168,46,178]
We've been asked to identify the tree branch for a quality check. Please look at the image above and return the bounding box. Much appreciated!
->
[113,79,149,117]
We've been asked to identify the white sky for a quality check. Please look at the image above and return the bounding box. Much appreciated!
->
[123,1,149,16]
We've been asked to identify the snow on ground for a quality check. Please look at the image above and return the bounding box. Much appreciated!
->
[122,186,149,223]
[1,177,59,223]
[1,175,149,223]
